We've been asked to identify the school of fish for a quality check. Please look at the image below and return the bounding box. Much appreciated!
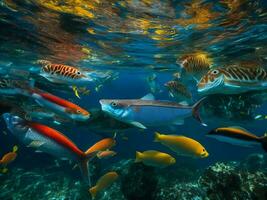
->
[1,55,267,198]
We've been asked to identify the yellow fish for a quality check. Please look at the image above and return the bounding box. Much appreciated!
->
[135,150,176,168]
[154,132,209,158]
[89,171,118,199]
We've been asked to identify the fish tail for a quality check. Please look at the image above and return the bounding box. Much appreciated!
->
[135,151,142,163]
[260,135,267,152]
[79,158,91,187]
[192,97,207,126]
[154,132,161,142]
[80,148,99,186]
[89,186,98,199]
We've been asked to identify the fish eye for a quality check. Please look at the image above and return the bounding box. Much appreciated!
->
[111,102,117,107]
[211,69,219,75]
[77,110,81,113]
[77,71,81,75]
[203,149,206,152]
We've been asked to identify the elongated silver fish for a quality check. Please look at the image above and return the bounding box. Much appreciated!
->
[99,94,206,129]
[198,66,267,94]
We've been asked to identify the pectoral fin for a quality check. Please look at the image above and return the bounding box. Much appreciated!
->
[130,121,147,129]
[27,140,45,148]
[173,119,184,125]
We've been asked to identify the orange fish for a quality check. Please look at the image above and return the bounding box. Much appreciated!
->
[89,172,118,199]
[36,60,92,85]
[97,150,117,159]
[0,145,18,166]
[85,138,116,155]
[30,89,90,121]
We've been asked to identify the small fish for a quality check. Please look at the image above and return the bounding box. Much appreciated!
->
[146,73,161,94]
[85,138,116,155]
[154,132,209,158]
[0,79,31,96]
[89,171,118,199]
[29,89,90,121]
[36,60,92,85]
[198,66,267,94]
[135,150,176,168]
[100,93,207,129]
[207,126,267,151]
[2,113,104,186]
[97,150,117,159]
[164,80,192,101]
[0,145,18,166]
[178,53,211,80]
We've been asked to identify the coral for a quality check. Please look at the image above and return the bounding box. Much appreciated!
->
[199,161,267,200]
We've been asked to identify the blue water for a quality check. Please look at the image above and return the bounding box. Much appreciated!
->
[0,1,267,199]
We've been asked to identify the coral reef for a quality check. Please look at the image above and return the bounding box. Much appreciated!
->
[0,155,266,200]
[199,160,267,200]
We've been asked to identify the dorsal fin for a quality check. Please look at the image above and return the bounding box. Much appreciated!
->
[228,126,250,133]
[178,101,189,106]
[141,93,155,100]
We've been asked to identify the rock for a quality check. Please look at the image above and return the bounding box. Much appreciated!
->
[121,162,158,200]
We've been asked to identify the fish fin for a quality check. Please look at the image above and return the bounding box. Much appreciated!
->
[228,126,251,133]
[135,151,142,163]
[72,86,81,99]
[179,101,189,106]
[154,132,161,142]
[173,119,184,125]
[79,158,91,186]
[27,140,45,148]
[130,121,147,129]
[260,135,267,152]
[192,97,207,126]
[12,145,18,153]
[89,186,98,199]
[72,164,78,170]
[141,93,155,100]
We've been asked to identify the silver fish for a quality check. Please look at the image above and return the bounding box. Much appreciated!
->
[99,94,206,129]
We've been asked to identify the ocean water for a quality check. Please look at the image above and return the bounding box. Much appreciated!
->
[0,1,267,200]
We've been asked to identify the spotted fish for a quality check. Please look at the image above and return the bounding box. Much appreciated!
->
[197,66,267,94]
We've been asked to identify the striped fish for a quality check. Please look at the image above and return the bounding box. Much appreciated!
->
[0,79,30,96]
[164,80,192,100]
[179,53,211,80]
[37,61,92,85]
[197,66,267,94]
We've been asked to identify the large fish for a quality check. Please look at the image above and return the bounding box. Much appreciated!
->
[2,113,104,185]
[198,66,267,94]
[99,94,206,129]
[207,126,267,151]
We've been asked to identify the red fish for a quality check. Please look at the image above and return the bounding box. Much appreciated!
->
[30,89,90,121]
[3,113,106,185]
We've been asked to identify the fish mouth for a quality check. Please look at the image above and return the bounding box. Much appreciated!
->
[197,77,224,94]
[200,152,209,158]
